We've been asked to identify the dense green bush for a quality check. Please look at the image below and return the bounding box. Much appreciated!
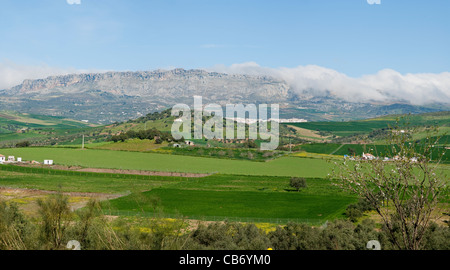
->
[0,200,35,250]
[187,222,270,250]
[345,198,375,222]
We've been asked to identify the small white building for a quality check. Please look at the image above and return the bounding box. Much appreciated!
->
[17,157,22,162]
[185,140,195,146]
[44,160,53,165]
[0,154,5,163]
[8,156,15,162]
[173,143,181,148]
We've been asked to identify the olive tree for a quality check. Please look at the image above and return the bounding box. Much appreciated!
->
[290,177,307,192]
[37,193,72,249]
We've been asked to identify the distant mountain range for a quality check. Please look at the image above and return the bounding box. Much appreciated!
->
[1,68,448,124]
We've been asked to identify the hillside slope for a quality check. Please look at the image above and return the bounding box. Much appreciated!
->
[0,111,99,147]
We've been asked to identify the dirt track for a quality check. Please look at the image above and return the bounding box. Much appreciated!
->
[13,163,211,178]
[75,168,211,178]
[0,187,123,216]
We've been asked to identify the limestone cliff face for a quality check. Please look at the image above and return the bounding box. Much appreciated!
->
[8,69,290,104]
[0,69,291,123]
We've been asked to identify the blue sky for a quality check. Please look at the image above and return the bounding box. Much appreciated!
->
[0,0,449,80]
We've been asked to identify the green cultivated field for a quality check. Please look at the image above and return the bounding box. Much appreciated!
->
[105,175,356,223]
[106,188,354,223]
[290,111,450,137]
[291,120,396,137]
[0,165,355,223]
[0,111,94,130]
[0,164,182,194]
[0,147,334,178]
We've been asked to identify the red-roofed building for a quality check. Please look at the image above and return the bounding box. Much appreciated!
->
[362,152,376,160]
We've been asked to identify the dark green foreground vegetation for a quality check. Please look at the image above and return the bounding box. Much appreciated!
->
[1,194,448,250]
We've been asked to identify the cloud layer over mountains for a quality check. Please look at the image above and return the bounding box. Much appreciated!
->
[1,60,449,105]
[0,61,88,91]
[208,62,450,105]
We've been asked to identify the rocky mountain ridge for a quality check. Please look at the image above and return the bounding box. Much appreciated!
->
[5,68,290,102]
[0,68,446,124]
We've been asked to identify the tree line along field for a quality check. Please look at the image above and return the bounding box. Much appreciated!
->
[0,164,356,224]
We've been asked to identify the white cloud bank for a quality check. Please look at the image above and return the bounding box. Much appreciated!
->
[0,61,91,90]
[207,62,450,105]
[67,0,81,5]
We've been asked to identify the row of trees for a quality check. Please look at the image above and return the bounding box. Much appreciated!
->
[132,109,173,123]
[109,128,179,144]
[15,141,31,148]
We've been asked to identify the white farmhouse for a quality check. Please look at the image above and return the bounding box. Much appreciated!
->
[8,156,15,162]
[44,160,54,165]
[0,154,5,163]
